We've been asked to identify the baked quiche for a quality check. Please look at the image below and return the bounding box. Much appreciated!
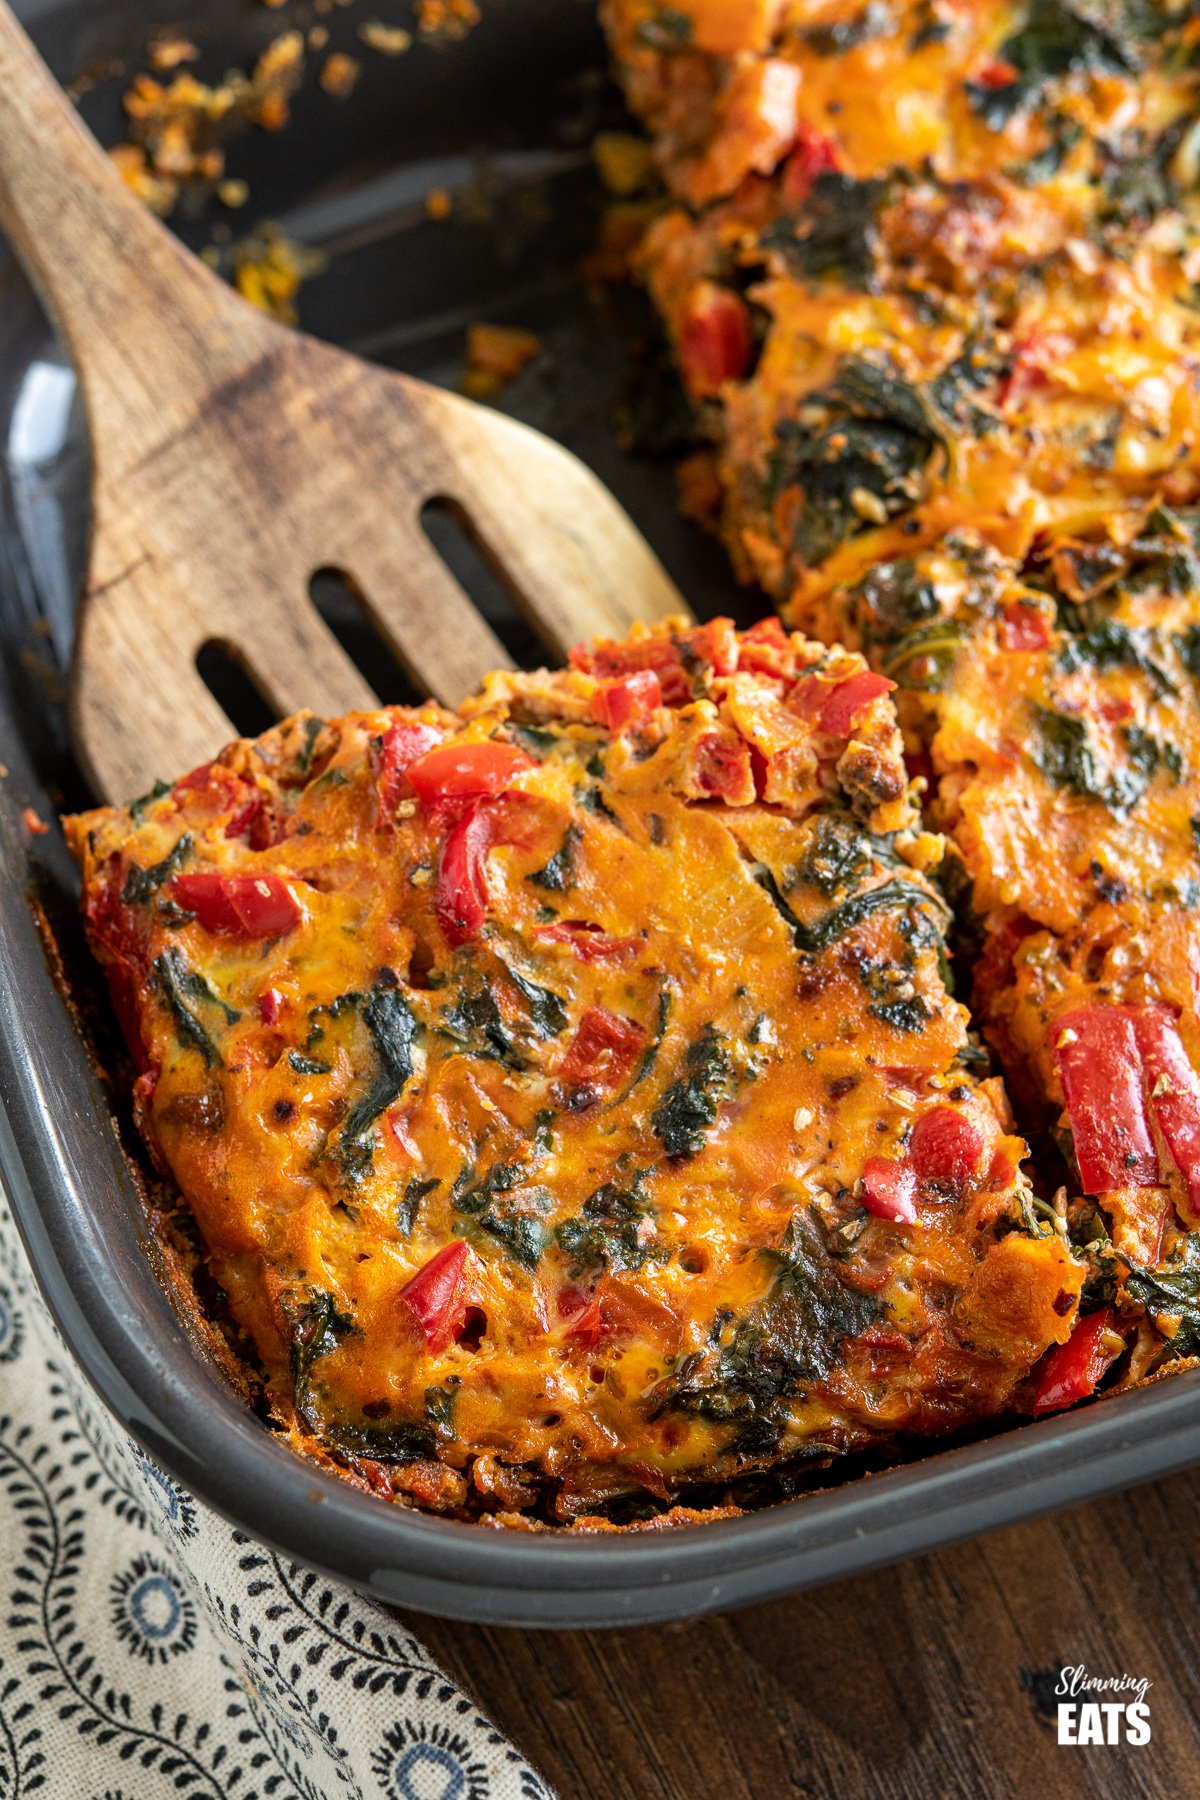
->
[603,0,1200,1414]
[66,619,1082,1521]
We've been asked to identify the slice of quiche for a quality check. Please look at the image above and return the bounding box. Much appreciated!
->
[66,618,1081,1521]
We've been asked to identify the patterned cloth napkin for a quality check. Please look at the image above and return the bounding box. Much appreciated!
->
[0,1186,553,1800]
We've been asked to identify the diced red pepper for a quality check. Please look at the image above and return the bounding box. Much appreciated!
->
[1032,1308,1122,1417]
[435,799,497,944]
[1130,1005,1200,1209]
[258,986,282,1025]
[688,617,740,677]
[376,720,445,827]
[172,761,270,846]
[678,282,753,399]
[560,1277,677,1350]
[533,920,642,961]
[780,122,840,204]
[21,806,48,837]
[590,669,663,731]
[406,740,534,814]
[560,1006,644,1094]
[815,671,896,737]
[974,56,1018,88]
[172,871,301,939]
[399,1240,472,1353]
[860,1156,918,1223]
[998,603,1053,653]
[693,733,754,802]
[1051,1005,1159,1193]
[737,616,795,681]
[570,634,693,705]
[909,1106,983,1188]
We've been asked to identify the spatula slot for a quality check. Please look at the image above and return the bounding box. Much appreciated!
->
[307,566,421,707]
[420,496,548,671]
[195,639,277,739]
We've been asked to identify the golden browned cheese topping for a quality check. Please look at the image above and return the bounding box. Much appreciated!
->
[66,620,1081,1520]
[605,0,1200,1388]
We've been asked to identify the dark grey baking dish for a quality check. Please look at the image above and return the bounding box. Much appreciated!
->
[1,0,1198,1628]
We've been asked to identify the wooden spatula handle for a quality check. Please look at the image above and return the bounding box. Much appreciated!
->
[0,2,253,422]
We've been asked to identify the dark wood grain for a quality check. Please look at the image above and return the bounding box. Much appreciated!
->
[406,1470,1200,1799]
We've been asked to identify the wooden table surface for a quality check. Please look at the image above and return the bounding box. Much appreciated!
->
[407,1468,1200,1799]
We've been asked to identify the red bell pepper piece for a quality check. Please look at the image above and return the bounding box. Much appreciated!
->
[814,671,896,738]
[376,720,445,827]
[590,669,663,731]
[559,1006,645,1094]
[258,986,282,1026]
[780,122,840,204]
[435,799,497,944]
[1130,1005,1200,1209]
[1051,1005,1159,1193]
[693,733,754,801]
[678,282,753,398]
[974,56,1018,88]
[909,1106,983,1187]
[688,617,740,677]
[406,740,534,814]
[998,603,1053,653]
[560,1278,677,1350]
[399,1240,472,1353]
[1032,1308,1121,1416]
[737,616,795,681]
[860,1156,918,1223]
[172,871,301,938]
[532,920,641,961]
[570,635,693,705]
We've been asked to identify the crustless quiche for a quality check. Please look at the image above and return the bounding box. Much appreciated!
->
[66,0,1200,1521]
[601,0,1200,1416]
[67,620,1084,1520]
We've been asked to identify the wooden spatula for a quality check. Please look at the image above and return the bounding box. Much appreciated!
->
[0,4,687,804]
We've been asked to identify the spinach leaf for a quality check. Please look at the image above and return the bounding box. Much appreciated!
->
[288,1050,331,1075]
[398,1174,440,1236]
[1057,619,1174,694]
[319,1416,437,1464]
[968,0,1141,128]
[760,873,945,959]
[652,1024,732,1158]
[1031,707,1162,816]
[336,969,418,1180]
[529,823,581,893]
[501,961,568,1038]
[556,1172,659,1276]
[795,813,873,897]
[282,1287,356,1417]
[452,1159,548,1268]
[1124,1235,1200,1357]
[151,946,238,1067]
[759,173,887,287]
[437,985,525,1070]
[868,995,932,1033]
[122,833,192,905]
[129,778,171,824]
[767,354,944,565]
[659,1210,884,1433]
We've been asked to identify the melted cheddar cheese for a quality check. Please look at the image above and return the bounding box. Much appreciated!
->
[67,620,1080,1520]
[606,0,1200,1392]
